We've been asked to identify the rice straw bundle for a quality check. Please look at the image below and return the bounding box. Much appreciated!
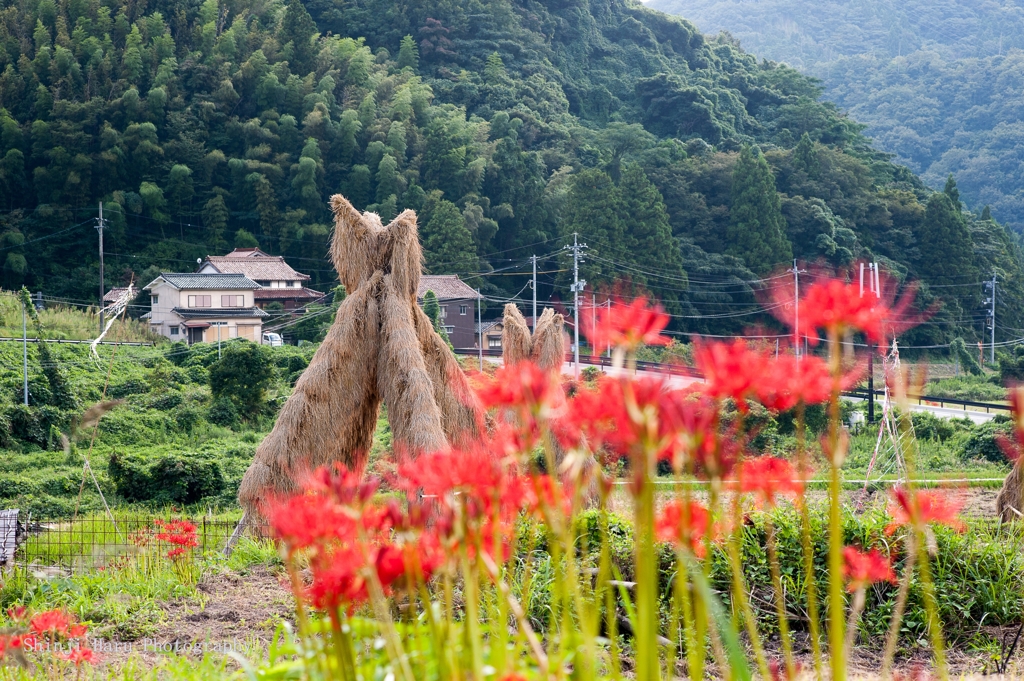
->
[996,456,1024,523]
[238,275,383,526]
[376,273,447,458]
[502,303,533,366]
[413,304,484,448]
[531,308,567,370]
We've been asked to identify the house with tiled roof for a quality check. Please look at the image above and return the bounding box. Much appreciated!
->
[143,273,267,344]
[198,248,323,312]
[417,275,482,349]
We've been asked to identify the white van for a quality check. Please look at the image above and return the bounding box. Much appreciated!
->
[262,332,283,347]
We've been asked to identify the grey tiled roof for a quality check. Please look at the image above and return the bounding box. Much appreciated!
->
[418,275,481,300]
[172,307,268,319]
[155,273,260,290]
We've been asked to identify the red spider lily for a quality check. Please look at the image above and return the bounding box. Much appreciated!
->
[0,635,8,660]
[154,520,199,548]
[270,492,360,551]
[694,339,773,411]
[69,624,88,639]
[7,606,27,622]
[398,442,511,512]
[582,296,670,354]
[886,487,965,534]
[521,474,572,520]
[476,361,565,449]
[768,270,922,346]
[29,610,72,637]
[566,375,680,460]
[842,546,896,592]
[476,360,563,416]
[656,500,712,558]
[306,548,371,613]
[62,647,98,666]
[734,456,804,507]
[757,353,862,411]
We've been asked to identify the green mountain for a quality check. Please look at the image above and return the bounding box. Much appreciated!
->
[0,0,1020,344]
[646,0,1024,234]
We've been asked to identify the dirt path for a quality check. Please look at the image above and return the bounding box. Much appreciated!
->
[95,565,294,669]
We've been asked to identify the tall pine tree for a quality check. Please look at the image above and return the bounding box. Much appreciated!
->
[617,163,687,312]
[421,193,478,275]
[726,145,792,274]
[916,193,976,288]
[560,168,628,283]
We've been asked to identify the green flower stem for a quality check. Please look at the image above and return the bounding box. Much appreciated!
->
[881,533,917,676]
[826,332,846,681]
[726,494,771,680]
[916,530,948,680]
[765,514,795,679]
[796,403,824,680]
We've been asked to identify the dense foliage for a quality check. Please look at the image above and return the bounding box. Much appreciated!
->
[648,0,1024,234]
[1,0,1023,343]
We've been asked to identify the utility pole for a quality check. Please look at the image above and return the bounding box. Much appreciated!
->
[565,233,587,379]
[477,289,483,371]
[531,254,537,331]
[22,294,28,406]
[989,273,997,365]
[861,262,880,423]
[789,260,806,359]
[96,201,106,335]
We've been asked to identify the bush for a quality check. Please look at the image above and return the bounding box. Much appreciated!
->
[208,341,275,416]
[107,450,225,504]
[108,378,149,399]
[957,418,1013,463]
[998,345,1024,384]
[911,412,973,442]
[208,396,239,427]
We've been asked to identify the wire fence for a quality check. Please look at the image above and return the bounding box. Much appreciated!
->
[3,512,262,575]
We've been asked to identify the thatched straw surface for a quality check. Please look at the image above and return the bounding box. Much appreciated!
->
[413,304,484,448]
[531,308,566,370]
[502,304,533,366]
[376,274,447,458]
[329,194,384,294]
[996,456,1024,522]
[238,274,384,526]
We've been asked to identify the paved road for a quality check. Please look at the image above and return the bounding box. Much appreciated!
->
[475,355,1001,422]
[561,361,1000,423]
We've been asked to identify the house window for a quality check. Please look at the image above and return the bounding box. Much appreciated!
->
[187,295,212,307]
[460,305,468,315]
[169,327,179,336]
[151,295,159,305]
[488,337,502,349]
[221,295,244,307]
[443,326,455,335]
[440,305,448,318]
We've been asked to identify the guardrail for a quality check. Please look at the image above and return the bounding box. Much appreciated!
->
[0,337,155,346]
[453,347,1010,413]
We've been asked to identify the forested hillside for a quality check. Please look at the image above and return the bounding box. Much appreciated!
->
[646,0,1024,235]
[0,0,1021,344]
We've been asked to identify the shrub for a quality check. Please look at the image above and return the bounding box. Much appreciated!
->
[108,378,149,399]
[208,341,275,416]
[107,450,225,504]
[998,345,1024,383]
[957,418,1013,463]
[208,396,238,427]
[911,412,973,442]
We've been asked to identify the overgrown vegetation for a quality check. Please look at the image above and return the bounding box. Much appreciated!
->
[649,0,1024,235]
[1,0,1022,343]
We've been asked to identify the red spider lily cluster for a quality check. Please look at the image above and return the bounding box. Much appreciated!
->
[0,608,97,667]
[886,488,966,534]
[266,269,977,681]
[842,547,897,592]
[154,519,199,559]
[582,296,671,355]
